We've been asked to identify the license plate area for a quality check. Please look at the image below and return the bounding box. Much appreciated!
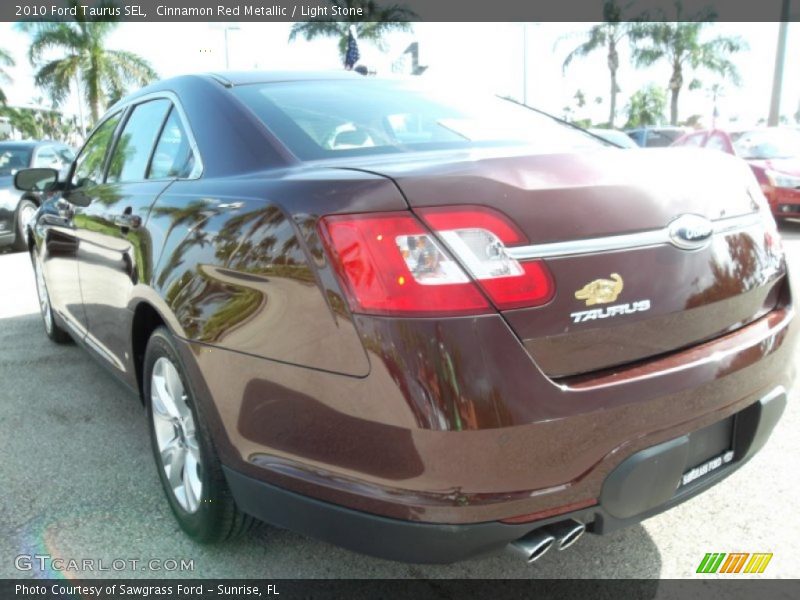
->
[680,416,734,487]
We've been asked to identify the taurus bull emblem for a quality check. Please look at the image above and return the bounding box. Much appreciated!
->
[574,273,624,306]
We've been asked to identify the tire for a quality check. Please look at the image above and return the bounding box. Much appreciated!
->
[12,199,37,252]
[143,327,253,542]
[30,249,72,344]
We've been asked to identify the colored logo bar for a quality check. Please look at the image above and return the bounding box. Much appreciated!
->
[696,553,773,574]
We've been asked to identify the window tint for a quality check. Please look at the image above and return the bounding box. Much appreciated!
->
[643,131,675,148]
[32,147,57,168]
[72,113,122,187]
[148,108,196,179]
[233,80,603,160]
[107,99,171,183]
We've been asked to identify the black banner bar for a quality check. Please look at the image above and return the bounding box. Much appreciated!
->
[1,0,799,23]
[2,579,800,600]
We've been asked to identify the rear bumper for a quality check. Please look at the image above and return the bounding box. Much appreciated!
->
[223,386,786,563]
[768,186,800,217]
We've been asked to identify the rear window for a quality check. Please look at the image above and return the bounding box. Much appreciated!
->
[232,79,604,160]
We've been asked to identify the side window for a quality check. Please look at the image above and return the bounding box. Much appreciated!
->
[148,108,196,179]
[72,113,122,188]
[32,146,58,168]
[106,99,171,184]
[645,131,674,148]
[678,133,705,147]
[706,134,731,154]
[57,146,75,164]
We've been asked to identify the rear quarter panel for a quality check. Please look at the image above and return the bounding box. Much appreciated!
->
[147,168,408,376]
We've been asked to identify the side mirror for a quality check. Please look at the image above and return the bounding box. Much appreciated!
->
[14,168,59,192]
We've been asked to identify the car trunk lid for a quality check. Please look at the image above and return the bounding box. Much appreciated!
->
[336,147,786,377]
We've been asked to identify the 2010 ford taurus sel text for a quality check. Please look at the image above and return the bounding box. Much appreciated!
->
[15,72,796,564]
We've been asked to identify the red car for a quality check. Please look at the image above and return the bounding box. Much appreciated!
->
[14,73,796,564]
[673,128,800,219]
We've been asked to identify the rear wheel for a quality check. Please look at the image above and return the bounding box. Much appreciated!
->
[12,199,37,252]
[31,249,71,344]
[144,327,253,542]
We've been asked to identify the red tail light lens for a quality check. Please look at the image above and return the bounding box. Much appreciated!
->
[318,212,491,316]
[318,207,554,316]
[418,206,555,310]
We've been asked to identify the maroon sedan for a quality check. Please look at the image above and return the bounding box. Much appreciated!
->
[14,73,796,564]
[673,127,800,219]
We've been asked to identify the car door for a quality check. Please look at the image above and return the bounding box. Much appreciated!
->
[75,98,177,384]
[41,113,123,338]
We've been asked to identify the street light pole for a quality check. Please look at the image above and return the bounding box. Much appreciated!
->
[767,0,790,126]
[522,23,528,105]
[224,26,240,70]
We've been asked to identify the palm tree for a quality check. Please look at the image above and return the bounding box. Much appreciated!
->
[0,47,14,105]
[25,3,157,125]
[561,1,639,128]
[631,4,746,125]
[288,1,417,66]
[624,84,667,128]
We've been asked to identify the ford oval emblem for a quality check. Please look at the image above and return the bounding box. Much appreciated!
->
[668,214,714,250]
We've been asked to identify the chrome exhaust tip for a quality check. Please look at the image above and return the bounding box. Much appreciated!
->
[507,531,556,564]
[545,519,586,551]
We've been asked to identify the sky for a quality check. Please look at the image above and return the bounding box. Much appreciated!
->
[0,21,798,130]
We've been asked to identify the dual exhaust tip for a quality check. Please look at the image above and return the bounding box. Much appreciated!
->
[507,519,586,564]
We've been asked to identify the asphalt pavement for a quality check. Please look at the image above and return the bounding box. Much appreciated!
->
[1,221,799,580]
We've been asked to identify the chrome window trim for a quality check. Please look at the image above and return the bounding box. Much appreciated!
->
[104,90,204,180]
[507,212,764,260]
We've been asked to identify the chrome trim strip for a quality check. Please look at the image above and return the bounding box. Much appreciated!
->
[507,212,764,260]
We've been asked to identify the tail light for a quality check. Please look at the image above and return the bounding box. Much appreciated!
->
[417,206,554,310]
[318,207,554,316]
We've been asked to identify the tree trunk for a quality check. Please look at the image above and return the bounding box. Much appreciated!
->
[668,63,683,126]
[609,69,617,128]
[670,88,679,125]
[607,38,619,128]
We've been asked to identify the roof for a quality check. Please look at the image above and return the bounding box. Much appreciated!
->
[204,70,363,87]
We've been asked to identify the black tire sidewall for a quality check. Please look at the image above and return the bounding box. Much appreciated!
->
[143,327,227,541]
[13,199,36,251]
[31,248,70,343]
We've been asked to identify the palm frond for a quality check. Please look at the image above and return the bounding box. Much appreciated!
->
[33,56,81,106]
[28,23,84,64]
[105,50,158,85]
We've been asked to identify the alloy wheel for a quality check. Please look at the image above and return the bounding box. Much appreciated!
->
[150,357,203,513]
[18,203,37,237]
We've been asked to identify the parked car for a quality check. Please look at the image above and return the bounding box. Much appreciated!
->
[0,140,75,250]
[626,126,690,148]
[16,73,795,564]
[588,128,639,148]
[673,128,800,220]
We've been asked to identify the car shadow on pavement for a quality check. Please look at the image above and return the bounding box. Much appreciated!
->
[237,520,663,579]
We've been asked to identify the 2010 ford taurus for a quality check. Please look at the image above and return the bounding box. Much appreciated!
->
[15,72,796,564]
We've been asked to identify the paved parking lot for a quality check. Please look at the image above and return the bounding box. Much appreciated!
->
[1,221,799,579]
